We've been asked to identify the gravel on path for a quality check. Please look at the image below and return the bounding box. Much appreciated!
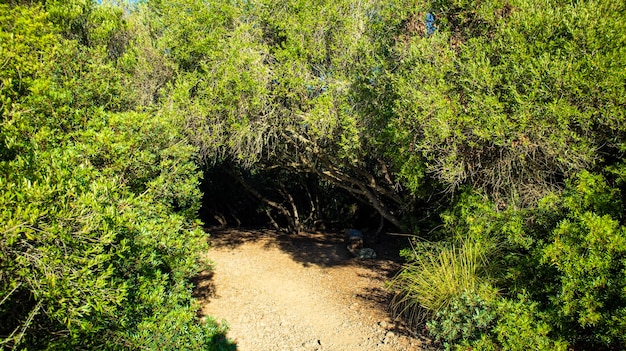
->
[194,229,434,351]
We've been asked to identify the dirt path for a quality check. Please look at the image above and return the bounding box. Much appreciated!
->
[194,229,434,351]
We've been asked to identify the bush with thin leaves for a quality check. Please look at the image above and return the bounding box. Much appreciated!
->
[390,238,496,326]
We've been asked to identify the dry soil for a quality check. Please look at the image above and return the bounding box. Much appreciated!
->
[194,228,434,351]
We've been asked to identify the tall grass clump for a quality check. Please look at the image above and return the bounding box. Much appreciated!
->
[389,237,498,327]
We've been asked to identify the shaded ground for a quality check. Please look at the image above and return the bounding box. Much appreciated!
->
[194,228,434,351]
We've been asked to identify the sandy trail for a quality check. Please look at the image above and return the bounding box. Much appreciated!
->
[195,229,433,351]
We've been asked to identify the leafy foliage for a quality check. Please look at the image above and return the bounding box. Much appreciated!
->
[386,0,626,348]
[388,0,626,204]
[0,3,233,350]
[2,0,626,349]
[536,172,626,347]
[393,172,626,349]
[428,290,568,351]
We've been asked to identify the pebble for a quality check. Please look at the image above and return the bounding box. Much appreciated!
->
[302,339,321,348]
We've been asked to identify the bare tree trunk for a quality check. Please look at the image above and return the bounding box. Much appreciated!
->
[279,183,300,234]
[282,148,405,230]
[226,166,299,233]
[312,164,404,230]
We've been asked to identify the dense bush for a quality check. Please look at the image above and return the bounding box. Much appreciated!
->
[534,172,626,348]
[3,0,626,349]
[0,3,234,350]
[427,290,568,351]
[387,0,626,348]
[388,0,626,204]
[393,172,626,349]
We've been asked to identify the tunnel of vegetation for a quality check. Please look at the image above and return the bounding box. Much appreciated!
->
[1,0,625,350]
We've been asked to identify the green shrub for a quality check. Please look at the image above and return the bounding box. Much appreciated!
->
[428,290,568,351]
[397,176,626,349]
[423,172,626,350]
[0,4,235,349]
[0,111,236,350]
[492,295,568,351]
[389,0,626,205]
[426,288,498,351]
[536,171,626,348]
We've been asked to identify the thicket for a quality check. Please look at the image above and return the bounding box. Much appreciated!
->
[1,0,625,350]
[385,0,626,349]
[0,2,234,349]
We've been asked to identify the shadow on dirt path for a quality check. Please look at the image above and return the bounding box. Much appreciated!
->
[194,228,434,351]
[207,227,411,270]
